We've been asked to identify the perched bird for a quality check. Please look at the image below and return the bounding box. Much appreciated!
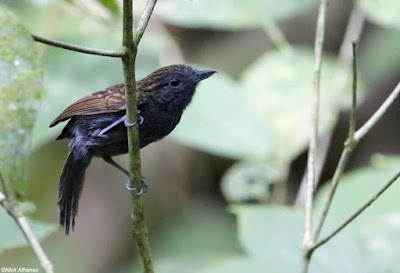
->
[50,65,216,234]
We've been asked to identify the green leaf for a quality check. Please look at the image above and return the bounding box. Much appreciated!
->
[221,160,286,203]
[0,205,56,254]
[231,205,376,273]
[360,0,400,29]
[98,0,119,15]
[157,0,316,29]
[0,6,45,196]
[172,72,271,159]
[197,256,281,273]
[241,47,350,164]
[314,155,400,271]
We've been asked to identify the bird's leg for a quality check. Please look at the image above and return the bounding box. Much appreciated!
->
[98,110,143,136]
[102,156,129,176]
[103,156,148,195]
[125,177,148,195]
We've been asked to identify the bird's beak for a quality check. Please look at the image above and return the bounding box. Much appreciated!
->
[195,70,217,81]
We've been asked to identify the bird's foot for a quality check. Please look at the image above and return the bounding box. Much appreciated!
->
[124,110,144,127]
[125,177,148,195]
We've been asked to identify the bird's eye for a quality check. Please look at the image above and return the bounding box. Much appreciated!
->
[169,79,181,87]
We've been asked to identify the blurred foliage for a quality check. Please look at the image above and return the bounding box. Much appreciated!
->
[172,72,271,159]
[146,155,400,273]
[360,0,400,29]
[220,160,281,203]
[0,6,44,196]
[0,203,56,255]
[0,4,56,259]
[1,0,400,272]
[157,0,316,29]
[241,48,342,164]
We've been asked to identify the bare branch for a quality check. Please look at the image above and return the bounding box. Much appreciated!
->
[348,42,357,138]
[0,193,53,273]
[295,1,365,207]
[312,82,400,243]
[312,169,400,251]
[32,34,125,57]
[133,0,158,45]
[303,0,328,251]
[354,82,400,141]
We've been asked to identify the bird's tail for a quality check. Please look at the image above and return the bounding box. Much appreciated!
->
[58,143,92,235]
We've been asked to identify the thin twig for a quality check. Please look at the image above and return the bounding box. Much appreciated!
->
[295,1,365,207]
[354,82,400,141]
[303,0,328,250]
[122,0,155,272]
[133,0,158,45]
[32,34,125,57]
[349,42,357,138]
[311,43,359,241]
[313,81,400,243]
[262,19,292,56]
[312,169,400,251]
[300,1,328,272]
[0,192,53,273]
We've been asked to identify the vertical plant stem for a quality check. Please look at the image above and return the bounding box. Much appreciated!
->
[301,0,328,272]
[295,1,365,207]
[303,0,328,249]
[122,0,154,272]
[349,42,357,137]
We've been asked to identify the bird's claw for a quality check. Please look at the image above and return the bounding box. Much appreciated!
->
[124,111,144,127]
[125,177,148,195]
[124,120,136,127]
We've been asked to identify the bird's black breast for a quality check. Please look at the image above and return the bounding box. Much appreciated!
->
[58,100,184,157]
[138,99,183,147]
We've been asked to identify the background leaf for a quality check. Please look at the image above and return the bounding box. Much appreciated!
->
[0,6,44,196]
[172,72,271,159]
[241,47,352,164]
[98,0,119,15]
[0,204,56,254]
[360,0,400,29]
[157,0,316,29]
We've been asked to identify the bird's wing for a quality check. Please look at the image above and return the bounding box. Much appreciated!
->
[50,83,146,127]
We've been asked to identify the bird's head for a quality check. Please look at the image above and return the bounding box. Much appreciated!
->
[138,65,216,110]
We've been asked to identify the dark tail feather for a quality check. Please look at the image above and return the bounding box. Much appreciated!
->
[58,144,92,235]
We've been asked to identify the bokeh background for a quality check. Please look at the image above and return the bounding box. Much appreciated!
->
[1,0,400,272]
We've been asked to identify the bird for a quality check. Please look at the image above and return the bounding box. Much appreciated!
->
[50,65,216,234]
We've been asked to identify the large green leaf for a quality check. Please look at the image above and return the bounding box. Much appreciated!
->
[157,0,316,30]
[241,47,352,164]
[230,204,377,273]
[314,155,400,271]
[360,0,400,29]
[0,6,45,196]
[172,72,271,159]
